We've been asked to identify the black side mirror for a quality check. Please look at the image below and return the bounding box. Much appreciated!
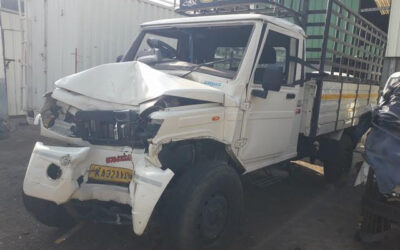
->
[116,55,123,62]
[252,65,283,98]
[261,65,283,92]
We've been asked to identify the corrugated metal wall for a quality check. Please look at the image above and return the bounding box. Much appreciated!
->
[24,0,179,113]
[1,9,24,116]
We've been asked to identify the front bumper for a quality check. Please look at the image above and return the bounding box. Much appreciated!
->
[23,142,174,235]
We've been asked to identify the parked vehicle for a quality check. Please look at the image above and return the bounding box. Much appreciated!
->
[22,0,386,249]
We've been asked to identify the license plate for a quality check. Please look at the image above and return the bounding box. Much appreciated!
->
[88,165,133,184]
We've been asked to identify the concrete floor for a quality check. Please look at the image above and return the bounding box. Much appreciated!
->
[0,125,399,250]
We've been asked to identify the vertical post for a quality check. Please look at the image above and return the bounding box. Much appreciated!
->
[17,0,25,114]
[43,0,48,92]
[309,0,334,137]
[300,0,309,30]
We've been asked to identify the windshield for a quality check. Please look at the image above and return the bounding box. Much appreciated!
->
[124,24,254,79]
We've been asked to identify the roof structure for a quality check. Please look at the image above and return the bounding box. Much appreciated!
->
[141,13,305,36]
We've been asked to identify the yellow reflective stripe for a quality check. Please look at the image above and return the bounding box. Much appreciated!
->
[321,94,340,100]
[370,93,379,98]
[321,92,379,101]
[321,93,356,100]
[342,94,357,99]
[357,93,370,99]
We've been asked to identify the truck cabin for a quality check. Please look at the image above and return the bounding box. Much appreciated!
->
[122,14,305,87]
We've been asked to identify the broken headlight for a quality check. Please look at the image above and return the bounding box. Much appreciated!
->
[40,95,60,128]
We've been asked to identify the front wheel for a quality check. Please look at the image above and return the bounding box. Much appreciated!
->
[163,161,243,250]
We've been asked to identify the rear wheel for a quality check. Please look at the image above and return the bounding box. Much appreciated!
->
[320,133,354,183]
[162,161,243,250]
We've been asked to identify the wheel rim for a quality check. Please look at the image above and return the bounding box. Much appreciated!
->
[199,194,228,241]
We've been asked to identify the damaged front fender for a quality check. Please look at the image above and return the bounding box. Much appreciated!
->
[130,150,174,235]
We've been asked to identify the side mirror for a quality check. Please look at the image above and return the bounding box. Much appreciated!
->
[116,55,123,62]
[252,65,283,98]
[136,48,162,64]
[261,65,283,92]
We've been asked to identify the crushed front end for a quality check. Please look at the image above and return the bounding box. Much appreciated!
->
[23,94,173,235]
[22,61,225,235]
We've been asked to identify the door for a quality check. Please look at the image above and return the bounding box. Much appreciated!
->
[238,26,303,172]
[1,10,24,116]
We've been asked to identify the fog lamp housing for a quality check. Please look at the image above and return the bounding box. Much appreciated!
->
[47,164,62,180]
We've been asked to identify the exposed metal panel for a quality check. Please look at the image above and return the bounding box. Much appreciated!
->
[386,0,400,57]
[1,10,24,116]
[24,0,179,113]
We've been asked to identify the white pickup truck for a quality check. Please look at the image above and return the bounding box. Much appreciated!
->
[22,1,386,249]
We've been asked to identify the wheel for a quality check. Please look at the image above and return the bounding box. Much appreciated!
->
[321,134,354,183]
[22,193,75,228]
[162,161,243,250]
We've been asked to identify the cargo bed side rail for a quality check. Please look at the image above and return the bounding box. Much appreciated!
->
[309,0,386,136]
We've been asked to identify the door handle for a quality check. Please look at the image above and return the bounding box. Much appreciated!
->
[286,93,296,99]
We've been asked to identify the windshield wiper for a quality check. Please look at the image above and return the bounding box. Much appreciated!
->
[180,58,233,77]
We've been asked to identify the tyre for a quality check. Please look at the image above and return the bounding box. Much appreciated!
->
[162,161,243,250]
[321,133,354,183]
[22,193,75,228]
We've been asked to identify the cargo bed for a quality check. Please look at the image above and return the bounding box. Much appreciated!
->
[302,80,379,136]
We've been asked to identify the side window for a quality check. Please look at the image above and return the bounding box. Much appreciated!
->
[254,30,298,86]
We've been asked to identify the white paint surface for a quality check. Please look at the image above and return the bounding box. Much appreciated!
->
[54,61,225,106]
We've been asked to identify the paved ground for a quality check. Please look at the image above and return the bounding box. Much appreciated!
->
[0,125,399,250]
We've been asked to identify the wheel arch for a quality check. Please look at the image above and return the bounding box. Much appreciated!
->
[158,138,246,176]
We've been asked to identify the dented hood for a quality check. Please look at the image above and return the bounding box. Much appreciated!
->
[54,61,225,106]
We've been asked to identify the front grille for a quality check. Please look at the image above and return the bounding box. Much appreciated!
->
[73,110,141,146]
